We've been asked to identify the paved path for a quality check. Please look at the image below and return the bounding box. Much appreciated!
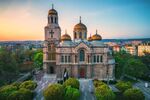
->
[133,82,150,100]
[79,79,96,100]
[34,74,57,100]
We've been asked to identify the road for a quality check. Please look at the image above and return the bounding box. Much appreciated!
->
[34,74,57,100]
[133,82,150,100]
[79,79,96,100]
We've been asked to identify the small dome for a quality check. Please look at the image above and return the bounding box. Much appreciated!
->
[87,36,92,41]
[48,9,57,15]
[61,33,71,41]
[92,30,102,41]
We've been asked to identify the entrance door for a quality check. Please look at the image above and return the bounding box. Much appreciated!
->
[80,68,85,78]
[50,66,54,74]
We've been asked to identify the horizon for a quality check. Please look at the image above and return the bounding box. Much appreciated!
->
[0,0,150,41]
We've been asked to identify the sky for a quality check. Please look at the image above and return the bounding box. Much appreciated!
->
[0,0,150,41]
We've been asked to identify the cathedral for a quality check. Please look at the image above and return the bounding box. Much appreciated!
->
[43,5,115,80]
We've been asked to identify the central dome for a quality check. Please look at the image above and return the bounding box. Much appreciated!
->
[74,23,87,31]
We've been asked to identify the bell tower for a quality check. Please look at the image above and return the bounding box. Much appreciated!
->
[43,4,61,74]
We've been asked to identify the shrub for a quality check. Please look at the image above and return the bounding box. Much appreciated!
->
[93,80,106,88]
[95,84,115,100]
[64,86,80,100]
[123,88,145,100]
[43,84,65,100]
[19,80,37,91]
[63,78,79,89]
[115,81,132,92]
[8,88,33,100]
[0,85,17,100]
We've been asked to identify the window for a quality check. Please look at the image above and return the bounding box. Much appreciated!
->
[51,17,53,23]
[65,56,67,63]
[84,33,87,39]
[93,55,96,63]
[79,50,85,61]
[55,17,57,23]
[100,55,103,62]
[97,55,99,63]
[68,56,71,63]
[79,32,82,39]
[61,56,64,63]
[74,32,77,39]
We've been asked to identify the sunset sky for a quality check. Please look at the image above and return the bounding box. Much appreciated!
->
[0,0,150,41]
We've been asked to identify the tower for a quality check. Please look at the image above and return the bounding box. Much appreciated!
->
[73,16,87,40]
[43,4,61,74]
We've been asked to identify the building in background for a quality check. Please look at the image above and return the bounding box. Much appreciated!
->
[138,42,150,56]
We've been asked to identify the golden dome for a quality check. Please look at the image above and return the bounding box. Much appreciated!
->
[87,36,92,41]
[48,9,57,15]
[92,30,102,41]
[74,23,87,31]
[74,17,87,31]
[61,33,71,41]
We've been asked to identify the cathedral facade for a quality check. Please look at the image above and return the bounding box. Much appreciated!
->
[43,6,115,80]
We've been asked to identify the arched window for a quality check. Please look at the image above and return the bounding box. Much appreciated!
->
[79,32,82,39]
[74,32,77,39]
[51,17,53,23]
[75,55,77,63]
[79,50,85,61]
[55,17,57,23]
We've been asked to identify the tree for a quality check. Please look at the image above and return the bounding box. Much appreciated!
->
[43,84,65,100]
[0,85,17,100]
[63,78,80,89]
[8,88,33,100]
[114,51,132,79]
[64,86,80,100]
[0,47,19,86]
[124,58,148,78]
[95,84,115,100]
[123,88,145,100]
[115,81,132,92]
[33,52,43,69]
[19,80,37,91]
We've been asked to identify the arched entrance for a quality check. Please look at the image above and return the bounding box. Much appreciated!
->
[49,66,54,74]
[79,68,86,78]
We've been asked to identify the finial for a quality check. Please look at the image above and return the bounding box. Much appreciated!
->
[96,29,98,34]
[79,16,81,23]
[65,29,67,34]
[52,4,54,9]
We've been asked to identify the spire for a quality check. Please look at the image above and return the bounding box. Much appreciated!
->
[96,29,98,34]
[79,16,81,23]
[52,4,54,9]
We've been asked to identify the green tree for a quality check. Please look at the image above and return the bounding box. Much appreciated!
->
[0,47,19,86]
[124,58,148,78]
[43,84,65,100]
[63,78,80,89]
[8,88,33,100]
[64,86,80,100]
[19,80,37,91]
[33,52,43,69]
[115,81,132,92]
[95,84,115,100]
[0,85,17,100]
[114,51,132,79]
[123,88,145,100]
